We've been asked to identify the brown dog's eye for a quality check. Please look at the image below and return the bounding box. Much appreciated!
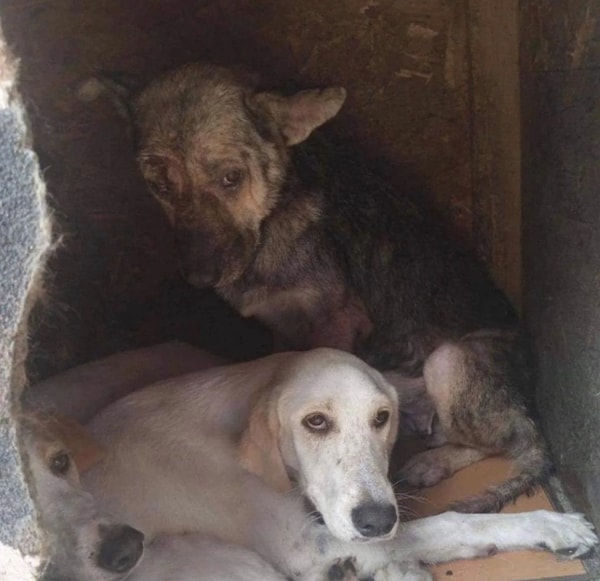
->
[302,413,330,433]
[373,410,390,428]
[221,169,243,189]
[50,451,71,476]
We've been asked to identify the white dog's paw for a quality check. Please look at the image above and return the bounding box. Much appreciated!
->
[398,450,450,488]
[300,557,359,581]
[534,512,598,559]
[371,562,433,581]
[327,558,359,580]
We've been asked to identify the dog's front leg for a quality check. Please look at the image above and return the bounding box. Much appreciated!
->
[381,510,598,565]
[289,510,596,580]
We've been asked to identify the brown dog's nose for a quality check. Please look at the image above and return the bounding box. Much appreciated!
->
[351,502,397,538]
[186,270,217,289]
[97,525,144,573]
[178,255,219,288]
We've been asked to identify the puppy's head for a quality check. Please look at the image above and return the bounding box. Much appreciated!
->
[133,63,346,288]
[240,349,399,543]
[22,413,144,581]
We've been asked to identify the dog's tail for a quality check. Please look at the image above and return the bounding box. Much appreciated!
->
[449,420,553,513]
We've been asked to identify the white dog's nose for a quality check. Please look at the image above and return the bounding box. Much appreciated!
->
[97,525,144,573]
[351,502,397,538]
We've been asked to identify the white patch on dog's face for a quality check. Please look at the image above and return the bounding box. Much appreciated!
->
[278,349,399,542]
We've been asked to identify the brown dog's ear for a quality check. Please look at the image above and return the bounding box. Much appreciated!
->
[238,393,292,493]
[253,87,347,146]
[77,71,140,142]
[51,414,106,474]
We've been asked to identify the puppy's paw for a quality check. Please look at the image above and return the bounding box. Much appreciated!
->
[533,512,598,559]
[327,558,358,581]
[398,450,451,488]
[372,562,433,581]
[301,557,360,581]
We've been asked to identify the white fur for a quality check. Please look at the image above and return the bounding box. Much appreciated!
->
[26,341,227,423]
[79,348,598,580]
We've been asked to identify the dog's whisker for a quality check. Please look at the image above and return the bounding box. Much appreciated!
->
[395,490,426,503]
[390,477,409,488]
[298,513,324,535]
[397,505,422,521]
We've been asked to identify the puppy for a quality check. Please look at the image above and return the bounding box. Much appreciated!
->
[22,410,296,581]
[21,412,144,580]
[95,62,549,512]
[82,349,598,580]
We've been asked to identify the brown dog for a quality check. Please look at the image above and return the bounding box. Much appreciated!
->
[99,63,551,513]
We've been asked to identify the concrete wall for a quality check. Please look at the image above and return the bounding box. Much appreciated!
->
[521,0,600,527]
[0,26,50,576]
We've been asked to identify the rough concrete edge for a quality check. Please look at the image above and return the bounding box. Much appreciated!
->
[0,20,53,580]
[544,476,600,580]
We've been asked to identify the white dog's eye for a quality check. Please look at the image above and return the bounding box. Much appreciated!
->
[373,410,390,428]
[302,413,330,433]
[50,451,71,476]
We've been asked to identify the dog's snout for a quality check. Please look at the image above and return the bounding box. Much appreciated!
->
[178,254,219,288]
[351,502,397,538]
[97,525,144,573]
[185,268,218,288]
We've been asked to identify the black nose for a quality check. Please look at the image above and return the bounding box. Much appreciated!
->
[186,270,217,288]
[97,525,144,573]
[178,258,218,289]
[351,502,397,538]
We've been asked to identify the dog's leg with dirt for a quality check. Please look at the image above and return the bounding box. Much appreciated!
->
[397,331,551,513]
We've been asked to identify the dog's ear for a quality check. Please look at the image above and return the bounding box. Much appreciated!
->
[253,87,347,146]
[50,414,106,474]
[77,71,140,143]
[238,392,292,493]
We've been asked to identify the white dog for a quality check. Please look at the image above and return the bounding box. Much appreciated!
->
[23,410,299,581]
[26,341,227,424]
[81,348,598,580]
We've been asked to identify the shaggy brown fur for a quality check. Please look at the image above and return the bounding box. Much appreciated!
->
[100,63,551,513]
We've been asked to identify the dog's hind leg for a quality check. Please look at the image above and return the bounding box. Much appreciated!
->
[399,332,552,513]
